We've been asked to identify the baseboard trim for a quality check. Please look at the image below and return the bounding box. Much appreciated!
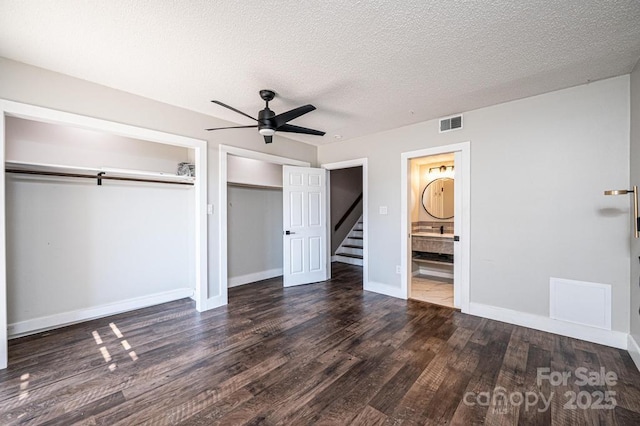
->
[628,335,640,372]
[8,288,194,339]
[228,268,283,288]
[365,281,406,299]
[468,302,627,350]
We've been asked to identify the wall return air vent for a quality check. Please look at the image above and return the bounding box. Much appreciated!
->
[439,115,463,133]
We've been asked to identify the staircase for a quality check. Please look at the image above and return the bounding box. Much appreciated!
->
[333,216,363,266]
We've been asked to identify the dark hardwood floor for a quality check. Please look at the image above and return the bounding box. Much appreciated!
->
[1,263,640,425]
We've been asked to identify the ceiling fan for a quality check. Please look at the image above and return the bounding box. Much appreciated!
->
[206,90,325,143]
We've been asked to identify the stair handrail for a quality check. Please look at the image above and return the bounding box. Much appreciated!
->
[334,193,363,232]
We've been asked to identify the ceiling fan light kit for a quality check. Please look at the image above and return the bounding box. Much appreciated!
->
[259,128,275,136]
[206,90,325,144]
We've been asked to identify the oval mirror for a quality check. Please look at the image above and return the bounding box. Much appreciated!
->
[422,177,454,219]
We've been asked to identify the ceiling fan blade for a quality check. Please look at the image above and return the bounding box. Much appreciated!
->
[264,135,273,144]
[277,123,325,136]
[205,125,258,131]
[211,100,257,122]
[273,104,316,128]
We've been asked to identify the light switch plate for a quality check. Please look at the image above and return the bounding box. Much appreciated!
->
[379,206,388,215]
[207,204,213,215]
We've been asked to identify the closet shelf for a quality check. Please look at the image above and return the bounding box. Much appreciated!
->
[5,160,195,185]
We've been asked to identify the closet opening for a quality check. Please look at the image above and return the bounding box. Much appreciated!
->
[226,155,284,291]
[0,100,208,369]
[218,145,311,303]
[5,117,197,334]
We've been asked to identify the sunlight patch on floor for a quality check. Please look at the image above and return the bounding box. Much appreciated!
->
[18,373,29,401]
[92,322,139,372]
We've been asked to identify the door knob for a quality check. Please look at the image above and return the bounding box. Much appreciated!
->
[285,230,295,235]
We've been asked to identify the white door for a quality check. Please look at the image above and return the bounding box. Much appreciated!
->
[283,165,329,287]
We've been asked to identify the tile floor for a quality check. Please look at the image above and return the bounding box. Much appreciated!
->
[410,275,454,308]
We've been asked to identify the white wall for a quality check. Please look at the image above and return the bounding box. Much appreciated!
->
[6,117,189,172]
[6,179,191,324]
[227,155,283,188]
[227,185,283,284]
[0,57,317,302]
[319,76,631,333]
[630,62,640,344]
[5,117,192,327]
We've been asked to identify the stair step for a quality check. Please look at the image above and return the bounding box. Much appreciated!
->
[337,246,363,256]
[333,255,363,266]
[342,244,363,249]
[335,252,363,260]
[334,215,364,267]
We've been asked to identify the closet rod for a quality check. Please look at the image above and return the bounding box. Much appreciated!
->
[5,169,194,186]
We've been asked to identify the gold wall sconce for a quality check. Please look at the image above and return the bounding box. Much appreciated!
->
[604,185,638,238]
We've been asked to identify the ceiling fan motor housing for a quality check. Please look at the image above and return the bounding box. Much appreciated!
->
[258,107,276,135]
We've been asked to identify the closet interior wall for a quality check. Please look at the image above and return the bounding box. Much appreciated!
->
[5,117,194,335]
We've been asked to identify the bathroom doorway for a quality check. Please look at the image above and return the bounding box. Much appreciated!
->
[408,154,455,307]
[400,142,470,312]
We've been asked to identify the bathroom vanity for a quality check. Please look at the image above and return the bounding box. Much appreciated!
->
[411,233,454,265]
[411,233,454,280]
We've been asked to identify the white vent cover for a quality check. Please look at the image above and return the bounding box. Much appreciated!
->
[439,115,463,133]
[550,278,611,330]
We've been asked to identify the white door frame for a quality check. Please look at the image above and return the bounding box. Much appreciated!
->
[0,99,209,369]
[400,142,470,313]
[218,145,310,303]
[321,158,368,287]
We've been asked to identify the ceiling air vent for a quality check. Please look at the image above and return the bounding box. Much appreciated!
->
[439,115,463,133]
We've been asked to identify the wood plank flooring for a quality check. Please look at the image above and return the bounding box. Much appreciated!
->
[1,263,640,425]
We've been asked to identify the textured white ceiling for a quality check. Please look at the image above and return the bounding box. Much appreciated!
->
[1,1,639,146]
